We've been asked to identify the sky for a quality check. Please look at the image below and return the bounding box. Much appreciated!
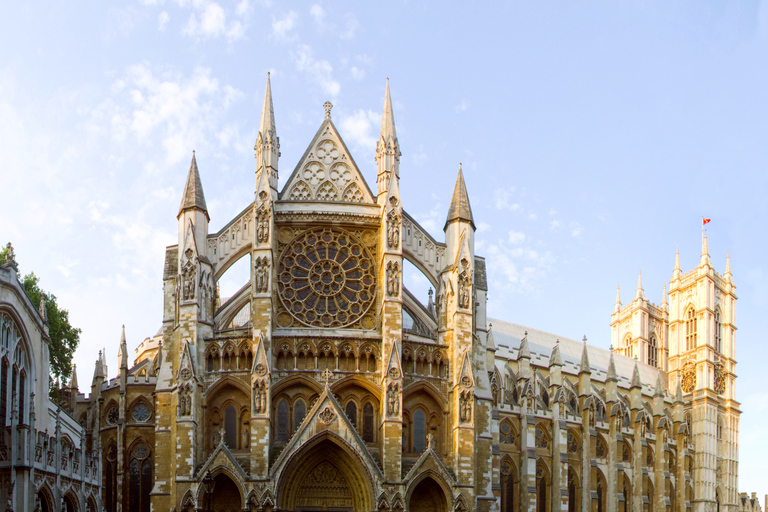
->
[1,0,767,496]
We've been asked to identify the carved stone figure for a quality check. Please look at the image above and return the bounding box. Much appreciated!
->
[182,249,197,301]
[426,433,435,450]
[254,256,270,294]
[242,424,250,448]
[386,261,400,297]
[459,390,472,422]
[253,380,267,413]
[386,204,400,249]
[458,258,471,309]
[256,202,270,243]
[387,383,399,416]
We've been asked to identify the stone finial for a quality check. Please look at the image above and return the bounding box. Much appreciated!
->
[606,352,618,382]
[549,341,562,368]
[322,368,333,387]
[661,284,668,310]
[614,285,621,313]
[631,361,642,389]
[701,231,711,267]
[674,377,683,403]
[1,242,18,271]
[725,252,732,282]
[635,269,645,300]
[654,370,665,397]
[323,101,333,118]
[672,247,682,280]
[517,332,530,361]
[579,339,591,375]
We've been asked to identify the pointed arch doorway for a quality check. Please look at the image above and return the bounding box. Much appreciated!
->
[202,473,243,512]
[277,435,374,512]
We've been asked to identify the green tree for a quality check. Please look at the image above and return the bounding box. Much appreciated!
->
[1,243,80,389]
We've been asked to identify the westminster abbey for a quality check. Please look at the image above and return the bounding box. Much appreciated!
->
[50,76,747,512]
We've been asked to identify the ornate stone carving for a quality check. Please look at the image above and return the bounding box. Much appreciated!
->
[253,380,267,414]
[386,261,400,297]
[387,199,400,249]
[256,201,270,243]
[254,256,270,294]
[181,248,196,301]
[458,257,472,310]
[177,382,192,416]
[319,407,336,425]
[387,383,400,416]
[681,361,696,393]
[714,361,726,394]
[459,390,472,422]
[277,227,376,328]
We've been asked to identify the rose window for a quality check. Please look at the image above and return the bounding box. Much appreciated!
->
[278,227,376,328]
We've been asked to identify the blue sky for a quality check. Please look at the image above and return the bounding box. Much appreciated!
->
[1,0,766,495]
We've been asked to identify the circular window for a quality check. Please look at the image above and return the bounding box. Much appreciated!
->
[131,403,151,423]
[106,405,118,425]
[277,227,376,328]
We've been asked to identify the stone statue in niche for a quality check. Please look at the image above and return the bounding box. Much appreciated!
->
[242,423,250,449]
[254,256,270,294]
[256,201,270,244]
[387,383,400,416]
[458,258,472,309]
[386,261,400,297]
[253,380,267,413]
[182,249,197,301]
[387,199,400,249]
[459,390,472,422]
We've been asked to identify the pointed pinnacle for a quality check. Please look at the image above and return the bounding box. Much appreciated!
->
[631,361,642,389]
[380,78,397,141]
[701,231,711,266]
[178,152,209,219]
[662,284,668,307]
[70,364,78,390]
[579,341,591,374]
[259,72,276,137]
[674,378,683,403]
[635,269,645,300]
[725,252,732,280]
[120,324,126,344]
[615,285,621,305]
[549,341,562,367]
[517,332,530,360]
[606,352,618,382]
[654,371,665,397]
[445,164,476,230]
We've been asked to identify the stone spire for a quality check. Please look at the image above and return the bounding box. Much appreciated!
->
[725,252,732,282]
[445,165,476,230]
[661,284,668,311]
[635,269,645,300]
[93,351,104,380]
[255,73,280,192]
[614,285,621,313]
[579,338,591,375]
[674,377,683,403]
[376,79,400,198]
[606,352,618,382]
[672,247,682,280]
[69,364,78,390]
[700,231,711,267]
[178,151,209,220]
[117,325,128,376]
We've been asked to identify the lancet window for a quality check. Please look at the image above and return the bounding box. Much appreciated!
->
[685,307,697,351]
[715,309,722,353]
[648,335,658,368]
[128,442,152,512]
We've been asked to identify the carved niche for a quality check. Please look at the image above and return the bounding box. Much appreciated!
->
[386,197,400,249]
[386,261,400,298]
[181,248,197,301]
[458,258,472,310]
[256,196,270,244]
[254,256,270,294]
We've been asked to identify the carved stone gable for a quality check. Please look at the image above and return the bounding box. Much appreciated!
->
[280,121,375,204]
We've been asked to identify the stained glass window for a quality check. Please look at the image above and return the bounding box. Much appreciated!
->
[413,409,426,453]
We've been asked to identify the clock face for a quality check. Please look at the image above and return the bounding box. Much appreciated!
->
[131,403,151,423]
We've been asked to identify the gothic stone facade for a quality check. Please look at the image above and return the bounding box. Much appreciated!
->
[0,259,102,512]
[70,78,743,512]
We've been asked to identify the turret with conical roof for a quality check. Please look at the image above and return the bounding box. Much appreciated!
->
[255,73,279,193]
[177,151,210,259]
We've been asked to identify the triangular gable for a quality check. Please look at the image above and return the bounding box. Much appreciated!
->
[196,439,248,482]
[269,379,383,481]
[403,441,457,486]
[280,119,376,204]
[384,341,403,380]
[458,350,474,388]
[177,340,196,380]
[251,332,269,374]
[182,219,199,259]
[455,229,473,270]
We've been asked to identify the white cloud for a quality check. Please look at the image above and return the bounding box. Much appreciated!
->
[310,4,325,25]
[350,66,365,81]
[550,219,562,230]
[455,99,469,112]
[477,222,491,233]
[158,11,170,31]
[338,109,379,151]
[507,230,526,244]
[294,44,340,97]
[494,187,521,211]
[340,13,359,39]
[570,221,582,237]
[180,0,250,42]
[272,11,297,40]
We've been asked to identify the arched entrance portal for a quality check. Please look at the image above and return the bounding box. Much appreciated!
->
[206,473,243,512]
[278,437,374,512]
[408,477,448,512]
[63,493,77,512]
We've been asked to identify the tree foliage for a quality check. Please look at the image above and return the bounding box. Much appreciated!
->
[1,244,80,386]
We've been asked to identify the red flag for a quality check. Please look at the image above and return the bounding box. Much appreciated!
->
[702,218,711,225]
